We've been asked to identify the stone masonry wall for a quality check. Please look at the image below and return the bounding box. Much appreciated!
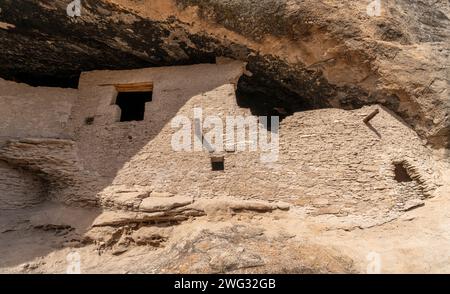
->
[63,61,246,204]
[107,91,442,228]
[0,78,76,209]
[69,63,443,229]
[0,62,443,228]
[0,78,76,144]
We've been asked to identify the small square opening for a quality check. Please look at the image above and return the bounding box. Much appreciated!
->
[84,116,95,125]
[211,156,225,171]
[114,83,153,122]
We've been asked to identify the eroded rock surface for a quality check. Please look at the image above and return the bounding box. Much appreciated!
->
[0,1,449,274]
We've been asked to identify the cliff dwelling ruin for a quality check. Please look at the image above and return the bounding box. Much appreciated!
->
[0,0,449,274]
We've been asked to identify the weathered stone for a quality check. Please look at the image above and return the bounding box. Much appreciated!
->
[402,199,425,211]
[151,192,174,198]
[276,202,291,211]
[139,196,194,212]
[131,227,172,247]
[0,0,449,275]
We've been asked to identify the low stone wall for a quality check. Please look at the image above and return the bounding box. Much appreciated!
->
[0,78,76,144]
[0,79,77,209]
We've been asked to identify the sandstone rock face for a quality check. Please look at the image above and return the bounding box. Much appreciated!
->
[139,196,193,212]
[0,0,448,147]
[141,225,356,274]
[0,1,449,274]
[0,61,448,273]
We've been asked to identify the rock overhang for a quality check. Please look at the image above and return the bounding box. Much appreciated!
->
[0,0,448,148]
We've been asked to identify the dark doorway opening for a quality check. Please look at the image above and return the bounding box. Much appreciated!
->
[393,162,413,182]
[115,91,152,122]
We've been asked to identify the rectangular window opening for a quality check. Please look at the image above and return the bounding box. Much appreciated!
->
[114,83,153,122]
[211,156,225,171]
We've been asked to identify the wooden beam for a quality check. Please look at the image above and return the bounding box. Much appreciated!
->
[97,82,153,92]
[114,82,153,92]
[363,109,379,124]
